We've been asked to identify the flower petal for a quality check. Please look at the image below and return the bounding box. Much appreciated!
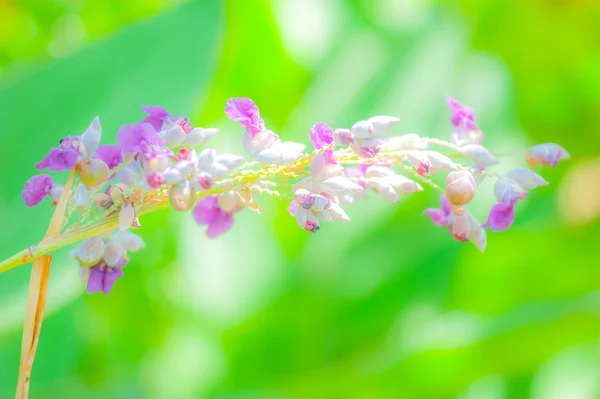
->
[87,265,124,295]
[81,117,102,157]
[118,204,135,230]
[95,144,123,170]
[206,213,234,237]
[309,122,333,149]
[22,174,53,206]
[193,196,221,225]
[224,98,265,134]
[77,237,105,265]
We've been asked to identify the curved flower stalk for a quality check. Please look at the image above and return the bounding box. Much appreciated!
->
[4,96,570,295]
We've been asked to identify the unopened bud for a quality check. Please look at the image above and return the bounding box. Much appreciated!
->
[446,170,477,206]
[78,158,109,188]
[169,180,197,212]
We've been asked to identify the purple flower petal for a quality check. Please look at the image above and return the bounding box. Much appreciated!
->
[288,200,299,217]
[309,122,333,149]
[95,144,123,170]
[141,105,171,132]
[86,264,124,295]
[440,195,452,215]
[117,123,166,159]
[193,196,221,225]
[424,195,453,227]
[224,98,265,135]
[36,147,79,171]
[446,96,477,128]
[206,213,234,238]
[483,200,517,232]
[424,209,448,227]
[22,174,54,206]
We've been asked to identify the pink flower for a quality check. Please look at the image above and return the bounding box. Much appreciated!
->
[22,174,54,207]
[483,194,528,232]
[310,123,334,150]
[425,195,487,251]
[424,195,453,227]
[36,136,82,171]
[117,123,169,161]
[446,96,484,146]
[446,96,477,129]
[224,98,266,136]
[86,259,127,295]
[141,105,171,132]
[193,196,235,238]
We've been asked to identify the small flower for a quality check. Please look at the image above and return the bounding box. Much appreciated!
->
[225,98,304,164]
[310,122,334,149]
[159,114,219,148]
[406,151,456,176]
[140,105,171,132]
[343,116,399,158]
[483,196,525,232]
[446,96,484,146]
[424,195,453,227]
[424,195,486,251]
[289,189,350,232]
[117,123,170,161]
[73,231,145,295]
[193,195,241,237]
[526,143,570,167]
[447,96,477,128]
[224,97,266,135]
[86,260,125,296]
[22,174,54,207]
[36,136,82,171]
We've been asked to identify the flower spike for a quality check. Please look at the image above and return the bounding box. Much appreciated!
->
[14,96,569,294]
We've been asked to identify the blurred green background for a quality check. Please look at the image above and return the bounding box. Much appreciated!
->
[1,0,599,397]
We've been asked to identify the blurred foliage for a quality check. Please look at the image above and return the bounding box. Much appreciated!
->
[0,0,599,398]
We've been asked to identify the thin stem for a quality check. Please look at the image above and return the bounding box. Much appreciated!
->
[15,256,52,399]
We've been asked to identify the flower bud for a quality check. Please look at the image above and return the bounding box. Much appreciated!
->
[446,170,477,206]
[350,120,373,139]
[526,143,570,167]
[368,116,400,137]
[217,191,242,213]
[504,168,548,189]
[78,158,109,188]
[459,144,499,166]
[169,180,197,212]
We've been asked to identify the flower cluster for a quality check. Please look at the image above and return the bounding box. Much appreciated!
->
[20,97,569,295]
